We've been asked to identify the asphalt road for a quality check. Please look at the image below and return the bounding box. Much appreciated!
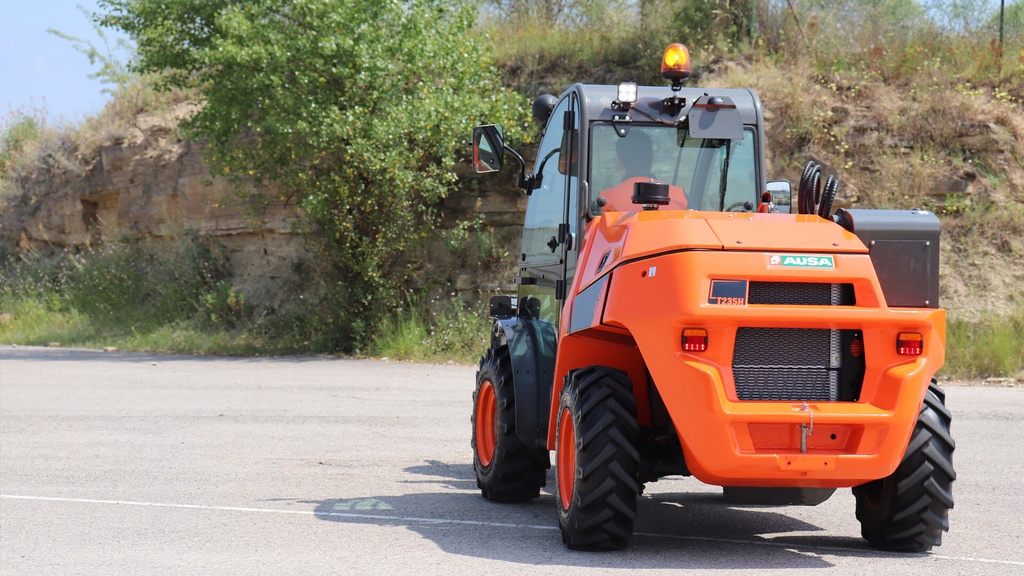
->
[1,345,1022,575]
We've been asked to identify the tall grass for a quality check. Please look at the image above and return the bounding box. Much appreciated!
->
[802,0,1023,88]
[0,234,264,354]
[0,236,492,361]
[946,305,1024,379]
[479,15,657,96]
[368,295,489,364]
[484,1,1023,97]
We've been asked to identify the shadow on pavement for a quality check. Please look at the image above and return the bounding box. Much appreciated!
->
[302,459,899,569]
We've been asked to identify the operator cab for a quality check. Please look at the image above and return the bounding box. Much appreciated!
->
[470,43,787,332]
[473,44,787,220]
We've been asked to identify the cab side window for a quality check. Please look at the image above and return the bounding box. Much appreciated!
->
[521,98,570,264]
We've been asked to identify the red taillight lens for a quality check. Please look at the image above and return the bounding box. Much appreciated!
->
[683,328,708,352]
[850,338,864,357]
[897,332,923,356]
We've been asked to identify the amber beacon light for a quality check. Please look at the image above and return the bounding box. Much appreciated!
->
[661,43,692,87]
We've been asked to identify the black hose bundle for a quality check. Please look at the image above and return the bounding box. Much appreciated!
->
[819,175,839,218]
[798,160,839,218]
[799,161,821,215]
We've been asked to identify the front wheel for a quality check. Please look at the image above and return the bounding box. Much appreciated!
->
[471,345,548,502]
[854,379,955,552]
[556,366,640,550]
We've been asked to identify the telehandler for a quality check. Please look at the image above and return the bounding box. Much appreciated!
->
[470,43,953,552]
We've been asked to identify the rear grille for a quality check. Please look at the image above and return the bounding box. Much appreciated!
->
[733,328,841,401]
[732,367,838,401]
[748,283,854,306]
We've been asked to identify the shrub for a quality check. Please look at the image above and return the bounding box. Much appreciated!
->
[98,0,529,352]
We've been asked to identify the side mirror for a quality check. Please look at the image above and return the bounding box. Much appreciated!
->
[766,180,792,213]
[472,124,505,173]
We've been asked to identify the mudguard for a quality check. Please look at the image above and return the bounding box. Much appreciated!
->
[492,316,557,449]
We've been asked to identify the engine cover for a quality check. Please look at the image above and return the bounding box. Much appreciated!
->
[834,208,940,308]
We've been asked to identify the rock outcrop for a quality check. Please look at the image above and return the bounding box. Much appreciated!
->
[1,135,305,307]
[0,122,529,307]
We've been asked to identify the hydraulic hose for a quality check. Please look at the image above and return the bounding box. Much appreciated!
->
[819,174,839,219]
[798,160,839,218]
[799,161,821,215]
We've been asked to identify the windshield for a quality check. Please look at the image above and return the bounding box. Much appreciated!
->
[589,124,757,214]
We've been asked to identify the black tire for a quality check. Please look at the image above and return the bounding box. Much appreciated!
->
[471,345,549,502]
[555,366,640,550]
[854,379,955,552]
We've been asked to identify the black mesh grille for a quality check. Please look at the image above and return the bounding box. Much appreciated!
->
[748,283,854,306]
[733,328,840,401]
[733,328,839,368]
[733,368,838,401]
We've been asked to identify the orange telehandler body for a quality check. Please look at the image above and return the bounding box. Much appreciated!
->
[469,44,954,553]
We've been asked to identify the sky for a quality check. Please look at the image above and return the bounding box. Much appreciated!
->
[2,0,130,124]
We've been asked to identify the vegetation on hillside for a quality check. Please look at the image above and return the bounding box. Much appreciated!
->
[1,0,1022,376]
[0,236,264,354]
[94,0,529,350]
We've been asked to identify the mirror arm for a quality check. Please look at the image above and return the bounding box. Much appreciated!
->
[505,145,539,194]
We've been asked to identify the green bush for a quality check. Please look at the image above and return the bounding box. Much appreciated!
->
[97,0,529,352]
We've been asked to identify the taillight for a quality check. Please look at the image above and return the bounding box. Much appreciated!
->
[683,328,708,352]
[850,338,864,357]
[897,332,923,356]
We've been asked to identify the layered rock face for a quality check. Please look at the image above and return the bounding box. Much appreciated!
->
[0,135,528,306]
[1,138,304,306]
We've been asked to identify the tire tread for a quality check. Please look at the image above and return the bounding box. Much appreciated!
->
[557,366,640,550]
[855,380,955,552]
[472,346,549,503]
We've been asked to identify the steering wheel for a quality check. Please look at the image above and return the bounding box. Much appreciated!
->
[725,201,752,212]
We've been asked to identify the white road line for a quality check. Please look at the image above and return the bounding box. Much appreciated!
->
[3,494,1022,567]
[0,494,556,531]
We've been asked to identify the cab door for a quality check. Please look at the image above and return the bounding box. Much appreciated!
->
[518,94,578,330]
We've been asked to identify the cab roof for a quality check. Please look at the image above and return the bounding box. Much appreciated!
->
[565,84,763,127]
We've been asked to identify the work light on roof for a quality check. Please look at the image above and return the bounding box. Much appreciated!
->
[612,81,638,111]
[617,82,638,105]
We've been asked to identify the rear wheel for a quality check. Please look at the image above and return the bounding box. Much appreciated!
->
[854,380,955,552]
[556,366,640,550]
[471,345,548,502]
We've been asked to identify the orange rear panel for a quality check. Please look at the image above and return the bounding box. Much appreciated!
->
[550,210,945,488]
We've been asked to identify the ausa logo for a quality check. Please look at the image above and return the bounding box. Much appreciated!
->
[768,254,835,269]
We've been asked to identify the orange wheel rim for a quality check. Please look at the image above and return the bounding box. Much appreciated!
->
[475,381,497,467]
[557,407,575,510]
